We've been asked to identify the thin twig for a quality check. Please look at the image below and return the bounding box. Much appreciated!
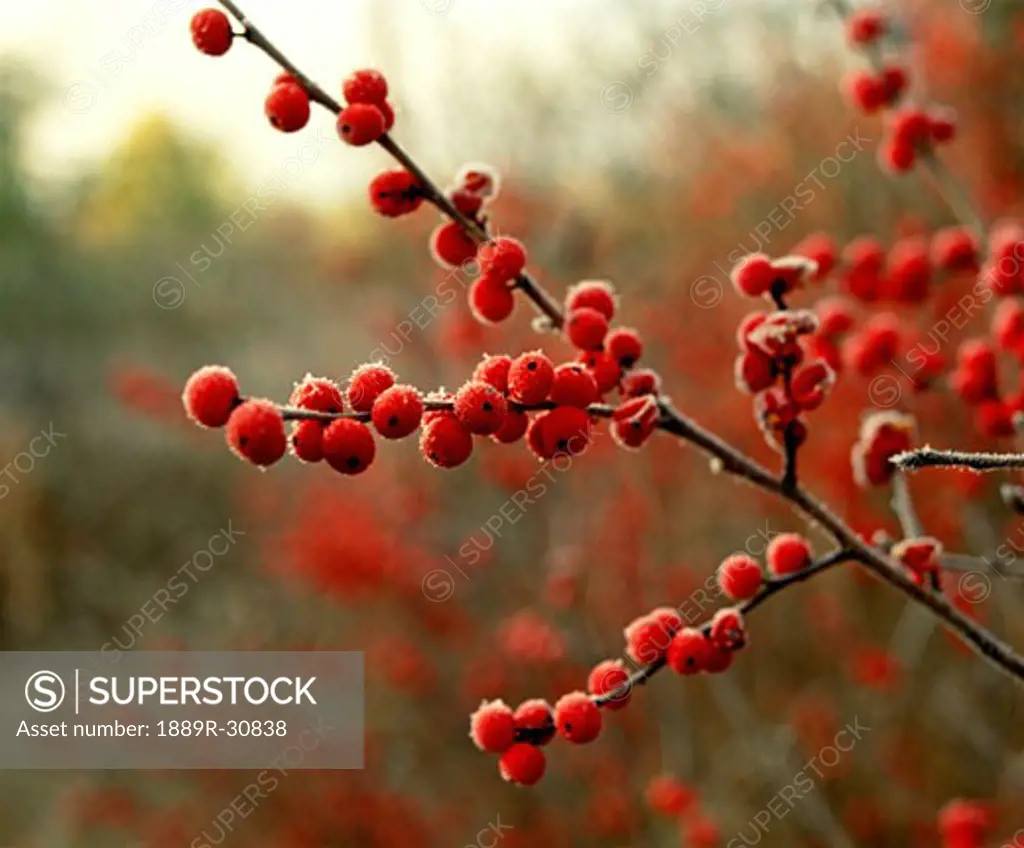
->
[892,447,1024,473]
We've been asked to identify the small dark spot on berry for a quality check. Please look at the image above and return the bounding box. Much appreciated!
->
[527,361,537,371]
[388,415,399,427]
[347,456,360,469]
[482,401,493,412]
[239,436,249,446]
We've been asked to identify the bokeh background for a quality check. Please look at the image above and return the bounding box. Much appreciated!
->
[2,0,1024,845]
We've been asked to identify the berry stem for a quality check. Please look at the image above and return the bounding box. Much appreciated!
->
[892,447,1024,473]
[890,473,924,538]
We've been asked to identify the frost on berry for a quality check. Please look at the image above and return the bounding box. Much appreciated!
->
[508,351,555,405]
[322,418,376,475]
[342,68,388,106]
[766,533,813,577]
[553,691,602,744]
[469,699,516,753]
[891,536,943,585]
[717,553,763,600]
[370,385,424,439]
[498,743,546,786]
[512,699,555,746]
[566,307,609,351]
[225,399,287,467]
[290,375,344,413]
[666,628,710,675]
[347,363,396,412]
[183,365,240,428]
[420,416,473,469]
[851,410,915,487]
[454,381,508,436]
[587,659,632,710]
[565,280,617,320]
[548,363,598,408]
[708,607,747,652]
[477,237,527,282]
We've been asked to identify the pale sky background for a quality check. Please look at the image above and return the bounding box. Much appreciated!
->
[0,0,807,207]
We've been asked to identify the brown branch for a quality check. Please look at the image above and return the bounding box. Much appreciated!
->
[892,447,1024,473]
[211,2,1024,689]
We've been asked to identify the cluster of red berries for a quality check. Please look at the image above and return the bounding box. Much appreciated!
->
[841,8,957,173]
[731,253,837,452]
[182,339,665,472]
[337,69,394,146]
[644,774,720,847]
[469,533,814,786]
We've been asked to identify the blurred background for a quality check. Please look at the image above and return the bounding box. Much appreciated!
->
[2,0,1024,845]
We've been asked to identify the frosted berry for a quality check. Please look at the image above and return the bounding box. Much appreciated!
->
[587,660,632,710]
[368,169,423,218]
[290,375,344,413]
[265,83,310,133]
[477,237,527,281]
[847,9,886,44]
[342,69,388,106]
[611,396,658,450]
[549,363,598,408]
[667,628,711,675]
[469,275,515,324]
[191,9,233,56]
[347,363,395,412]
[625,613,674,665]
[717,554,763,601]
[183,365,240,428]
[566,307,609,351]
[537,406,592,457]
[469,699,516,753]
[420,416,473,468]
[322,418,376,475]
[226,399,287,467]
[513,699,555,746]
[766,533,813,576]
[290,419,325,463]
[337,103,385,146]
[454,381,508,435]
[508,351,555,405]
[565,280,617,320]
[371,385,424,439]
[493,410,529,444]
[620,368,661,398]
[472,354,513,394]
[499,743,545,786]
[430,222,478,268]
[554,691,602,744]
[708,607,747,652]
[578,350,622,395]
[731,253,775,297]
[606,327,643,368]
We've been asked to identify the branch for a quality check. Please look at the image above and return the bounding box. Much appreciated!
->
[892,447,1024,473]
[210,2,1024,691]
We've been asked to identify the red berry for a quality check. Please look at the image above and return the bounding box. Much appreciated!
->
[794,233,838,281]
[815,297,856,339]
[420,416,473,468]
[845,71,887,114]
[273,72,298,87]
[469,275,515,324]
[347,363,395,412]
[458,164,500,197]
[190,8,233,56]
[430,222,478,268]
[477,237,527,281]
[469,699,516,753]
[322,418,376,475]
[342,69,388,106]
[880,65,908,103]
[225,399,287,467]
[498,744,546,786]
[879,136,916,174]
[526,414,553,460]
[290,419,324,463]
[667,628,711,675]
[472,355,513,394]
[717,554,763,601]
[611,396,658,450]
[450,187,484,217]
[508,351,555,405]
[265,83,310,133]
[566,307,609,351]
[847,9,886,44]
[852,411,915,487]
[993,299,1024,356]
[605,327,643,368]
[513,699,555,746]
[378,100,396,131]
[734,350,776,394]
[368,169,423,218]
[371,385,424,439]
[587,660,632,710]
[578,350,622,395]
[766,533,813,577]
[554,691,602,744]
[931,226,978,272]
[708,607,747,652]
[790,360,834,411]
[704,643,735,673]
[565,280,617,320]
[731,253,775,297]
[183,365,239,428]
[620,368,661,398]
[929,106,957,143]
[549,363,598,408]
[337,103,385,146]
[290,375,344,413]
[454,381,508,435]
[493,410,529,444]
[646,775,697,817]
[624,613,674,665]
[537,406,592,457]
